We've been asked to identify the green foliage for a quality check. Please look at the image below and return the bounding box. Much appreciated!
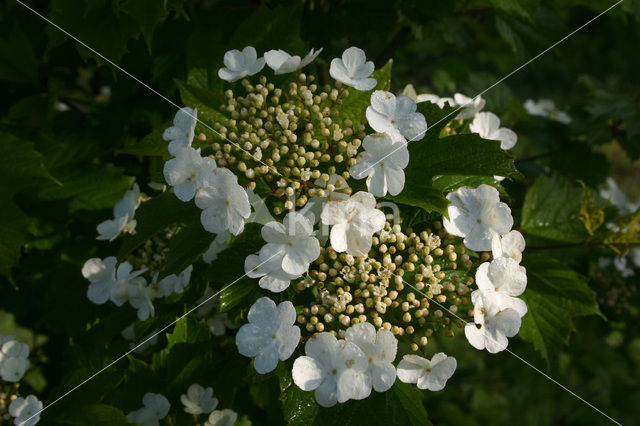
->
[519,253,601,362]
[339,59,393,128]
[521,175,588,243]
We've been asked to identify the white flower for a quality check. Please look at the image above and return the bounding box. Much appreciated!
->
[244,212,320,292]
[203,232,230,263]
[469,112,517,150]
[0,340,30,382]
[465,291,521,353]
[97,183,140,241]
[9,395,42,426]
[163,107,198,155]
[121,324,158,353]
[218,46,265,82]
[126,393,170,426]
[109,262,147,307]
[264,48,323,74]
[524,99,571,124]
[236,297,301,374]
[418,94,455,108]
[127,277,157,321]
[205,409,238,426]
[321,191,386,257]
[164,147,217,202]
[366,90,427,142]
[181,383,218,415]
[475,258,528,316]
[207,313,236,336]
[397,353,457,391]
[157,265,193,297]
[299,174,350,225]
[292,332,370,407]
[453,93,485,120]
[443,184,514,252]
[196,168,251,235]
[600,177,638,215]
[82,257,144,306]
[344,322,397,392]
[349,133,409,197]
[492,230,526,263]
[613,256,634,278]
[329,46,376,91]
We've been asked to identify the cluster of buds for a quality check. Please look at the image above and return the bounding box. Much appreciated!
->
[127,227,175,273]
[295,220,479,353]
[0,384,19,422]
[206,74,366,213]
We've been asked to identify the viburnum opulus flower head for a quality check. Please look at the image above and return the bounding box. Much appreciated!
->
[126,393,170,426]
[443,184,514,252]
[320,191,386,257]
[366,90,428,142]
[163,107,197,155]
[0,339,30,382]
[397,353,457,391]
[344,322,397,392]
[475,258,528,316]
[163,146,217,202]
[264,48,323,74]
[469,112,517,150]
[205,409,238,426]
[235,297,301,374]
[96,182,140,241]
[180,383,218,415]
[218,46,265,82]
[465,291,522,353]
[9,394,42,426]
[292,332,371,407]
[329,46,377,91]
[349,132,409,197]
[82,256,145,305]
[195,168,251,235]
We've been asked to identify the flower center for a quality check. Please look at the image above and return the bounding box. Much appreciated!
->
[368,356,374,363]
[344,359,355,368]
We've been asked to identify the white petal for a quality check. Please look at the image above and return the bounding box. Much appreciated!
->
[292,356,325,391]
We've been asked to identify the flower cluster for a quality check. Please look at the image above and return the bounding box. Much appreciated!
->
[96,183,141,241]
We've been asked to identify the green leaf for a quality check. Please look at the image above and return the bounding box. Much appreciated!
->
[118,192,201,259]
[339,59,393,128]
[408,133,518,178]
[166,315,210,349]
[432,175,502,194]
[117,127,170,157]
[158,221,213,279]
[386,182,449,215]
[0,25,39,83]
[0,200,29,281]
[519,253,602,362]
[175,79,229,139]
[38,164,134,212]
[278,365,319,425]
[120,0,168,51]
[314,381,432,425]
[0,133,55,194]
[603,209,640,255]
[521,175,588,243]
[416,101,458,142]
[49,404,129,425]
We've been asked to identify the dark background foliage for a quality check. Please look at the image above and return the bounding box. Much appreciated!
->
[0,0,639,424]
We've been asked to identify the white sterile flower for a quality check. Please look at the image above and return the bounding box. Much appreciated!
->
[163,107,198,155]
[292,332,370,407]
[156,265,193,297]
[218,46,265,82]
[524,99,571,124]
[492,230,526,263]
[236,297,301,374]
[344,322,397,392]
[203,232,231,263]
[300,174,350,225]
[207,313,236,336]
[109,261,147,307]
[121,324,158,353]
[0,340,30,382]
[329,46,376,91]
[82,257,144,305]
[600,177,638,215]
[475,258,528,316]
[366,90,427,142]
[205,409,238,426]
[397,353,457,391]
[321,191,386,257]
[443,184,514,252]
[453,93,485,120]
[264,48,323,74]
[613,256,634,278]
[465,291,521,353]
[245,250,298,293]
[9,394,42,426]
[196,168,251,235]
[469,112,517,150]
[181,383,218,415]
[127,277,156,321]
[164,146,217,202]
[127,393,170,426]
[349,133,409,197]
[97,183,140,241]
